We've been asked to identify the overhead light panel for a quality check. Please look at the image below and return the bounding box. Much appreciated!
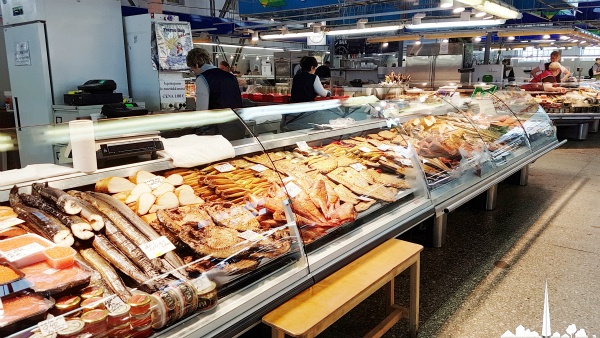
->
[382,42,389,47]
[542,34,550,39]
[261,31,321,40]
[326,25,402,35]
[507,36,515,40]
[479,0,521,19]
[440,0,454,8]
[474,10,486,17]
[453,6,465,13]
[474,36,482,42]
[406,19,505,30]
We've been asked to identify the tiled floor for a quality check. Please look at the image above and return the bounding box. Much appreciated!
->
[241,132,600,338]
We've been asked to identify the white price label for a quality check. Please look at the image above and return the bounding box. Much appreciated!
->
[249,164,268,172]
[43,268,60,275]
[39,316,68,336]
[0,217,25,231]
[359,146,372,153]
[349,163,366,172]
[238,230,264,241]
[399,159,413,167]
[296,141,311,151]
[139,236,176,259]
[191,274,212,292]
[284,182,303,198]
[143,176,164,189]
[393,146,411,157]
[282,176,295,183]
[104,295,127,313]
[258,208,267,215]
[357,195,375,202]
[214,162,235,173]
[377,144,391,151]
[2,242,45,262]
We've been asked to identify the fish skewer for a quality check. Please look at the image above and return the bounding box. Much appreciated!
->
[32,183,82,215]
[19,193,94,240]
[89,192,187,275]
[93,234,157,292]
[80,248,132,301]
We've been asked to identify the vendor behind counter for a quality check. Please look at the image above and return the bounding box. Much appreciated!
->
[521,62,567,93]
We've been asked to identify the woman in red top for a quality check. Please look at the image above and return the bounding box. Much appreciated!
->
[530,62,566,93]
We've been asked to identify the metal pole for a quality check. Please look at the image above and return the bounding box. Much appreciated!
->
[432,214,447,247]
[484,32,492,64]
[398,41,404,66]
[485,184,498,210]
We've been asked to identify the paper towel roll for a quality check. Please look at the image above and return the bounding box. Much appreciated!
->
[69,120,97,173]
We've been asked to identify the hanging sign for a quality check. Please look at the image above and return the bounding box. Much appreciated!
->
[155,22,193,70]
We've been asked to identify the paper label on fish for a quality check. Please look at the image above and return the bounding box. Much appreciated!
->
[296,141,311,152]
[214,162,235,173]
[2,242,45,262]
[349,163,366,172]
[377,144,391,151]
[0,217,25,231]
[249,164,268,172]
[238,230,264,241]
[140,236,176,259]
[191,274,212,292]
[399,159,413,167]
[357,195,375,201]
[105,295,127,313]
[144,176,165,189]
[39,316,68,336]
[359,147,372,153]
[284,182,302,198]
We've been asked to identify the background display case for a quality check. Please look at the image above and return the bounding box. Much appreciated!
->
[0,92,561,337]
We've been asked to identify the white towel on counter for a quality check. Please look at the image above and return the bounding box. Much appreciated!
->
[159,134,236,168]
[0,164,78,187]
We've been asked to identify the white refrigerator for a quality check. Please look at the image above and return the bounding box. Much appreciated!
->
[1,0,128,166]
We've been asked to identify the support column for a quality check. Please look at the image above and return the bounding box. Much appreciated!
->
[483,32,492,65]
[398,41,404,66]
[432,213,447,248]
[519,164,530,186]
[485,184,498,210]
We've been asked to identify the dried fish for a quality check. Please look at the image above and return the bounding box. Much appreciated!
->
[32,183,81,215]
[67,192,104,231]
[80,248,132,301]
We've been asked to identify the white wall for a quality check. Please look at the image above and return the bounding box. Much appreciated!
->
[0,18,10,104]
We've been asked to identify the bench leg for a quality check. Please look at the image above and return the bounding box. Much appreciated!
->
[409,258,420,338]
[383,278,395,315]
[271,327,285,338]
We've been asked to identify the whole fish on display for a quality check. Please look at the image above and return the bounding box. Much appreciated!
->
[88,192,187,275]
[19,193,94,240]
[32,183,82,215]
[9,187,74,246]
[80,248,132,301]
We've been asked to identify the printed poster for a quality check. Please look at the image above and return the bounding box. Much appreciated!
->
[154,22,193,70]
[15,41,31,66]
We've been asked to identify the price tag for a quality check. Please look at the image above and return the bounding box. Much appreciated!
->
[214,162,235,173]
[143,176,164,189]
[43,268,60,275]
[349,163,366,172]
[0,217,25,231]
[238,230,264,241]
[139,236,176,259]
[359,146,372,153]
[393,146,411,157]
[282,176,295,183]
[191,274,212,292]
[249,164,268,172]
[399,159,413,167]
[2,242,45,262]
[296,141,311,152]
[258,208,267,215]
[357,195,374,202]
[104,296,127,314]
[284,182,302,198]
[377,144,391,151]
[39,316,68,336]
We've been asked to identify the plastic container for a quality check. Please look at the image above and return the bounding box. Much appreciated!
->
[0,233,55,268]
[128,294,151,316]
[0,291,55,336]
[0,261,24,285]
[43,246,76,269]
[195,280,218,312]
[57,319,85,338]
[52,295,82,317]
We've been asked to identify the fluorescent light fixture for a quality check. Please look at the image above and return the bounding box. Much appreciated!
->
[474,10,486,17]
[239,100,341,120]
[261,31,321,40]
[440,0,454,8]
[382,42,389,47]
[479,0,521,19]
[474,36,482,42]
[483,15,494,19]
[542,34,550,39]
[571,39,578,42]
[507,36,515,40]
[326,25,402,36]
[442,39,449,43]
[453,6,465,13]
[415,40,422,45]
[559,36,569,40]
[406,19,505,29]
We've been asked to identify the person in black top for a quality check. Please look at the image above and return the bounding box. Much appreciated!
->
[315,61,331,79]
[186,48,245,140]
[290,56,330,103]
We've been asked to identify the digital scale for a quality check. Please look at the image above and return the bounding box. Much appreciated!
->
[59,132,164,168]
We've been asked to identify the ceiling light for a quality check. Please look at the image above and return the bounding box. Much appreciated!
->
[326,25,402,36]
[571,39,578,42]
[261,31,321,40]
[415,40,422,45]
[542,34,550,39]
[474,36,482,42]
[406,19,505,30]
[580,41,586,44]
[440,0,454,8]
[478,0,521,19]
[453,7,465,13]
[507,36,515,40]
[382,42,389,47]
[474,10,486,17]
[483,15,494,19]
[559,36,569,40]
[442,39,449,43]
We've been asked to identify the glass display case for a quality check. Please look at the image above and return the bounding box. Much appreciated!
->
[0,92,560,337]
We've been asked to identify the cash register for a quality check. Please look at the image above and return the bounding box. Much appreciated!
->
[64,79,123,106]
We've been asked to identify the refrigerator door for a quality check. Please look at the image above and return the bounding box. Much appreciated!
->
[406,55,433,88]
[433,55,463,88]
[3,23,55,165]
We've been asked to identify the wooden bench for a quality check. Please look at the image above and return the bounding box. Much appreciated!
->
[263,239,423,338]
